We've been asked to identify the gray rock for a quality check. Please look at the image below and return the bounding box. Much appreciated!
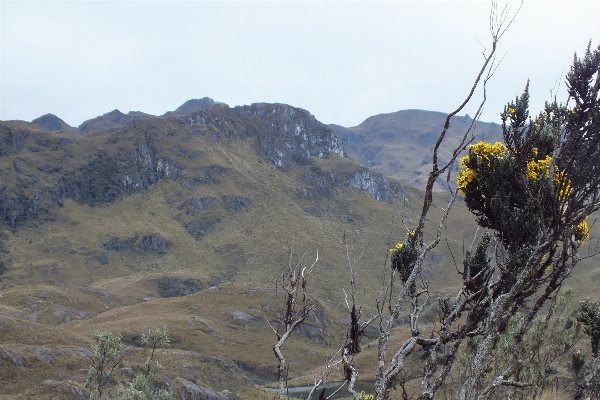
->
[31,346,55,364]
[52,308,93,323]
[349,167,407,202]
[65,347,92,359]
[182,195,217,215]
[248,103,346,171]
[104,234,171,255]
[0,125,28,155]
[69,385,86,400]
[157,276,204,298]
[232,311,260,322]
[175,378,228,400]
[184,218,221,240]
[0,347,25,368]
[221,195,252,212]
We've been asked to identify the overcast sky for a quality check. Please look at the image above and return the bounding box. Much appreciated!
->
[1,1,598,128]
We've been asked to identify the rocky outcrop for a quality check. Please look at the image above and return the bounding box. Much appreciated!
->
[350,167,407,202]
[221,195,252,212]
[157,276,205,298]
[0,124,28,156]
[185,218,221,240]
[247,103,346,170]
[175,378,230,400]
[0,347,25,368]
[104,234,171,255]
[300,163,407,203]
[62,133,182,206]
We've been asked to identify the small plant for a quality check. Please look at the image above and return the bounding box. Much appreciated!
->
[86,331,124,399]
[577,300,600,356]
[118,326,172,400]
[389,230,418,283]
[570,349,586,385]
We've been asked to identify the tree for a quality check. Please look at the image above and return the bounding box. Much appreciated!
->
[267,245,319,399]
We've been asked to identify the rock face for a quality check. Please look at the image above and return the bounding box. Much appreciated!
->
[248,103,346,170]
[350,167,406,202]
[0,124,28,155]
[104,234,172,255]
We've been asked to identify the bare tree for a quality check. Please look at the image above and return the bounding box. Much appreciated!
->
[372,3,521,398]
[267,245,319,399]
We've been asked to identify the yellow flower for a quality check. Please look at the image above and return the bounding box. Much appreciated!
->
[396,242,403,249]
[526,155,552,180]
[358,392,375,400]
[457,142,508,193]
[575,218,589,243]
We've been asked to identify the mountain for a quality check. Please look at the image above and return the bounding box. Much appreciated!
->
[31,113,75,133]
[330,110,503,190]
[166,97,220,116]
[77,109,154,134]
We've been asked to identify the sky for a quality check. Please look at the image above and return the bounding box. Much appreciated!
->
[1,1,599,128]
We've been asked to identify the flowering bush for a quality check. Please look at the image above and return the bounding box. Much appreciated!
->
[389,230,418,283]
[456,106,586,252]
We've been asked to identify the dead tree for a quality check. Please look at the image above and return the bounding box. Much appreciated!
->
[267,246,319,399]
[372,2,520,398]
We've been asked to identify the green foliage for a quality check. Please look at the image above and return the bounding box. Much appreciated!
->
[389,230,418,283]
[570,349,586,385]
[463,233,493,295]
[458,85,561,252]
[85,328,173,400]
[451,288,581,398]
[86,331,124,399]
[117,327,172,400]
[140,326,171,368]
[577,300,600,356]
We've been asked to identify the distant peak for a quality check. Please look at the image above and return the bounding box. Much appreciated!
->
[168,97,218,116]
[31,113,73,132]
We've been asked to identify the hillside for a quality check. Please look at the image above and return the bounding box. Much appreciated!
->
[330,110,503,190]
[1,102,598,399]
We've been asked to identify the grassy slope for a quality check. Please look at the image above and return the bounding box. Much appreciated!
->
[331,110,503,190]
